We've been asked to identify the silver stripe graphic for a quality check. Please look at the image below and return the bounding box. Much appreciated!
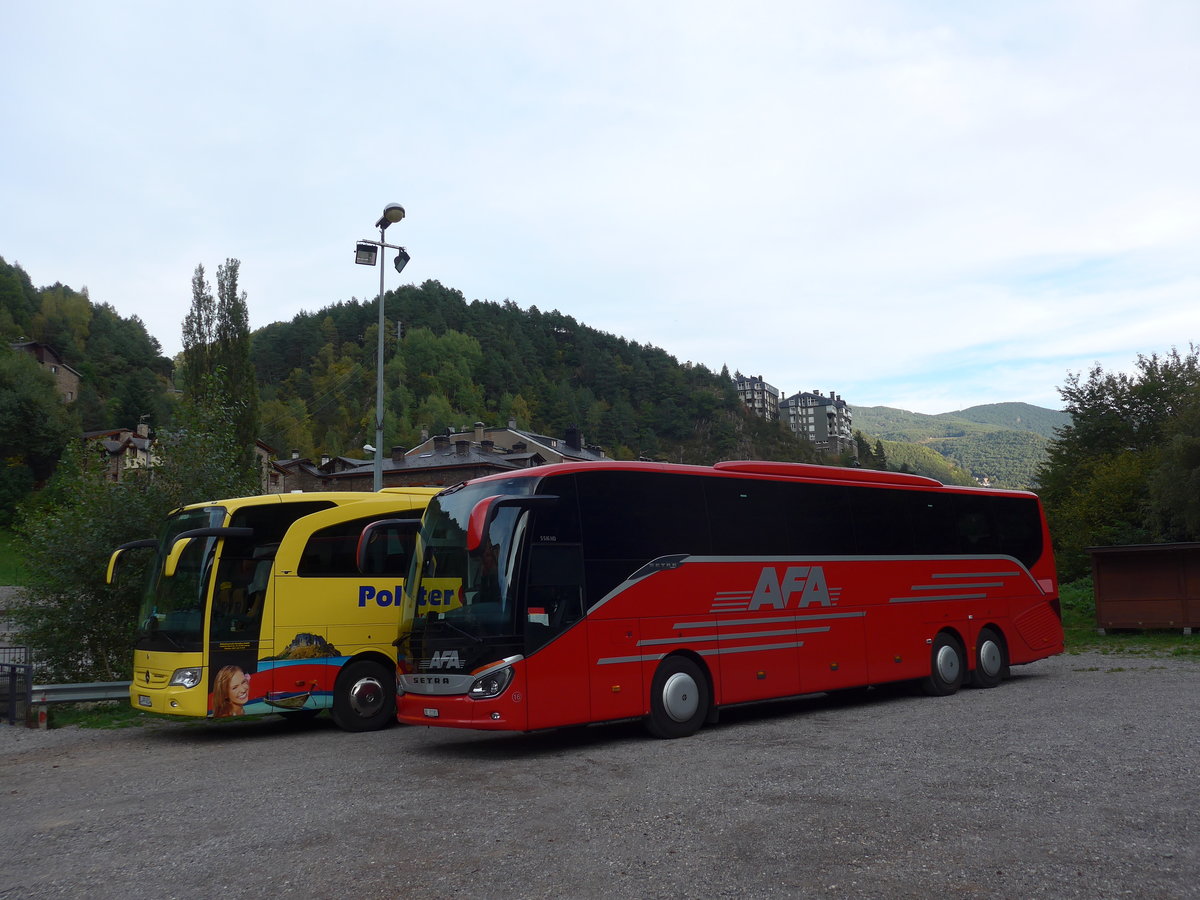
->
[637,626,829,647]
[677,611,866,629]
[931,571,1020,578]
[597,641,806,665]
[596,652,667,666]
[889,593,987,603]
[707,641,805,656]
[910,582,1004,590]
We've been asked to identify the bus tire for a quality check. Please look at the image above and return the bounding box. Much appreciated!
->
[646,656,710,739]
[920,633,964,697]
[971,627,1006,689]
[331,660,395,732]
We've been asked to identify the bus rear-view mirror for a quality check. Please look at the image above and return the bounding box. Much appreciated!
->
[162,527,254,578]
[105,538,158,584]
[466,495,560,553]
[356,518,422,574]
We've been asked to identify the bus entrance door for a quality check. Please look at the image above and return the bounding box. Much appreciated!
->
[207,555,270,717]
[522,543,590,729]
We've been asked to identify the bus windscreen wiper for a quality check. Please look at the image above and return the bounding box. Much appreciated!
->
[432,615,484,645]
[143,616,185,651]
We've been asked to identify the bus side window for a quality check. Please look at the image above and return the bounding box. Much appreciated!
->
[300,514,420,577]
[910,493,956,556]
[524,543,584,652]
[849,486,916,555]
[705,479,790,555]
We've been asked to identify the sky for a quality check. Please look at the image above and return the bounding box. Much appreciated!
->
[3,2,1197,415]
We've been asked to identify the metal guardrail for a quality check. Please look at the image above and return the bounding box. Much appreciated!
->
[0,677,131,728]
[30,681,132,705]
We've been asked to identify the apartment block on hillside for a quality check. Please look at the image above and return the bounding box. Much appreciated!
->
[780,389,855,455]
[733,372,779,421]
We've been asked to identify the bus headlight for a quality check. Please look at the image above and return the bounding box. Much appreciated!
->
[468,666,513,700]
[169,667,203,689]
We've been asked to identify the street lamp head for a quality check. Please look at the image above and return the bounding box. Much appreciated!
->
[393,247,411,274]
[376,203,406,230]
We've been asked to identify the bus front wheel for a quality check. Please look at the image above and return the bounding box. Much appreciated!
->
[331,660,395,732]
[920,633,964,697]
[646,656,710,739]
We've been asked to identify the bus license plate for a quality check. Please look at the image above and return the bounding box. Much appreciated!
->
[423,708,439,718]
[137,695,152,707]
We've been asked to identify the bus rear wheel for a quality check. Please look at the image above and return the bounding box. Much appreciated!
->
[331,660,395,732]
[646,656,710,739]
[971,627,1007,688]
[920,633,964,697]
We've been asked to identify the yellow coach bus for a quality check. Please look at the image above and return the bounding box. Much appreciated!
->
[107,488,437,731]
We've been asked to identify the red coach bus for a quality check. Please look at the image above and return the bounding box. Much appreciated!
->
[384,460,1063,738]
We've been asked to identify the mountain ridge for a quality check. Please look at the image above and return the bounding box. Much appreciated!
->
[852,402,1071,490]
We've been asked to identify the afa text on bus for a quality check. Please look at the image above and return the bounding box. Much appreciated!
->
[382,460,1063,738]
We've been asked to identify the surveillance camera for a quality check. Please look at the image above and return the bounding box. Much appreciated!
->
[363,444,376,453]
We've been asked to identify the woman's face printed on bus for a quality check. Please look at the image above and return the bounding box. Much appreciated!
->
[229,670,251,707]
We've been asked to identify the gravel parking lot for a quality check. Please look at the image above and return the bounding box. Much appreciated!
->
[1,650,1197,899]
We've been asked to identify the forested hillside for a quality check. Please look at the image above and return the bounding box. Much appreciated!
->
[251,279,818,465]
[853,402,1070,490]
[875,441,976,486]
[0,257,174,430]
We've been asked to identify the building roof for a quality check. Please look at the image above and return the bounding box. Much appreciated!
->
[11,341,83,377]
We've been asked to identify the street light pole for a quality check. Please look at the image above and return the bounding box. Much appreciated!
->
[354,203,408,492]
[372,215,388,492]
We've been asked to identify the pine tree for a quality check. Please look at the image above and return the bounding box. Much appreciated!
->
[873,440,888,471]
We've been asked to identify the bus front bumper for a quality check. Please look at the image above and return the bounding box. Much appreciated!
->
[130,660,209,717]
[397,692,526,731]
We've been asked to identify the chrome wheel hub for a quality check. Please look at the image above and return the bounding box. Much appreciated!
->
[348,677,385,717]
[662,671,699,722]
[935,645,960,683]
[978,640,1002,677]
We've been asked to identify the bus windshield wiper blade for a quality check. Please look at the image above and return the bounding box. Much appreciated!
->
[143,618,185,651]
[436,617,484,645]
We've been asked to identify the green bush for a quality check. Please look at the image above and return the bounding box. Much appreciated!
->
[0,530,28,585]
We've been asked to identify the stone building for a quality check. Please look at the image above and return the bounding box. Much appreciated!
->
[12,341,82,402]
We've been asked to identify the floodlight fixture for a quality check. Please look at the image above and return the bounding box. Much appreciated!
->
[355,242,378,266]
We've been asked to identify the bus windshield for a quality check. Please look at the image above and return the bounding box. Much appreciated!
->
[403,478,538,666]
[135,505,226,652]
